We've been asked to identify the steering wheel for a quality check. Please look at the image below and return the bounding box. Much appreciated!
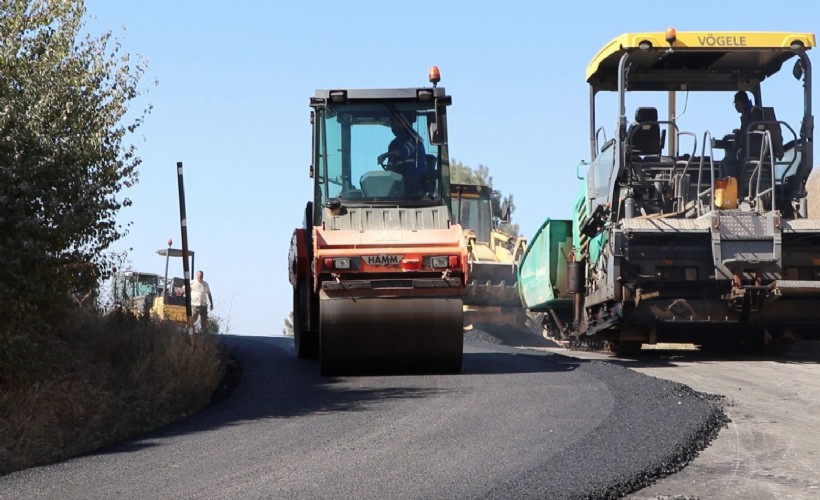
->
[379,154,394,170]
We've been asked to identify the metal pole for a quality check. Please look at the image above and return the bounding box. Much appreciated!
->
[176,161,194,338]
[668,91,677,156]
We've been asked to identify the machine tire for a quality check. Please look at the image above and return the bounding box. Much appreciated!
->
[293,287,304,355]
[612,340,643,357]
[745,328,790,356]
[293,280,319,359]
[294,200,320,359]
[699,336,737,355]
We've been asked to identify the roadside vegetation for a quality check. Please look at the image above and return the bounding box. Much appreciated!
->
[0,310,227,476]
[0,1,228,476]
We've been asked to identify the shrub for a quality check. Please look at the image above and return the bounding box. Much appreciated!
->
[0,308,226,476]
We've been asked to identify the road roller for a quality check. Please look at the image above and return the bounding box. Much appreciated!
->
[288,67,468,375]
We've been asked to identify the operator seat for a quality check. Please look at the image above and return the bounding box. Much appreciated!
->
[628,107,664,157]
[745,107,784,160]
[360,170,404,198]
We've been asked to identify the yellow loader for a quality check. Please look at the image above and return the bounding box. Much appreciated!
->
[451,183,528,330]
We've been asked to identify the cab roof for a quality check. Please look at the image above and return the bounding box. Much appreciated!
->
[311,87,447,105]
[586,31,816,92]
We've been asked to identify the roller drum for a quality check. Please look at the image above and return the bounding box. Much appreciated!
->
[319,297,464,376]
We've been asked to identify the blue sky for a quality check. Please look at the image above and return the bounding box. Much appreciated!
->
[83,0,819,335]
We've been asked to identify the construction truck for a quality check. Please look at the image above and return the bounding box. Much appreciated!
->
[519,29,820,354]
[450,183,528,330]
[288,67,468,375]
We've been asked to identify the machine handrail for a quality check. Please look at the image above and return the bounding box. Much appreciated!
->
[696,131,718,217]
[744,129,778,213]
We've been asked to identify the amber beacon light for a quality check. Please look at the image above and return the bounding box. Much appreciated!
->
[665,27,677,46]
[428,66,441,86]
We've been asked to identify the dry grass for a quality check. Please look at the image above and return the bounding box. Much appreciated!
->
[0,310,227,476]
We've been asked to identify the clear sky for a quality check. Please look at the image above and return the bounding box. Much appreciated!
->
[83,0,819,335]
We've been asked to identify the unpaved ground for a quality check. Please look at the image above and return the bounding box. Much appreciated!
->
[537,341,820,500]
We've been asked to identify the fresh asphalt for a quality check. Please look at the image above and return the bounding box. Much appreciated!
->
[0,331,726,499]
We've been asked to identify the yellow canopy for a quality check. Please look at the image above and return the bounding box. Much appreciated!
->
[586,31,816,91]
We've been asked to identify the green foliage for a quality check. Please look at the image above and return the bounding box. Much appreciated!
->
[0,0,150,336]
[450,159,493,186]
[204,316,221,335]
[449,159,519,236]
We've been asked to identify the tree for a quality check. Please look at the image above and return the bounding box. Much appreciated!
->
[0,0,150,333]
[496,194,519,237]
[449,159,519,236]
[282,311,293,337]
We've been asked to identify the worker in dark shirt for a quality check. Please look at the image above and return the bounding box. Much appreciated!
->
[723,91,754,178]
[377,113,428,196]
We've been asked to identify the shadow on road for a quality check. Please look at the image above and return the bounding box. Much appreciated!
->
[94,334,580,456]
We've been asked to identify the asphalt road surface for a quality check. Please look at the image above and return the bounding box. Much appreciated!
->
[0,332,725,499]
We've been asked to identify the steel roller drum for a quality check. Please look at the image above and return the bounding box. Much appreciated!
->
[319,297,464,376]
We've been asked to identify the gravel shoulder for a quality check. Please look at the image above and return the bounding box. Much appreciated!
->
[529,339,820,500]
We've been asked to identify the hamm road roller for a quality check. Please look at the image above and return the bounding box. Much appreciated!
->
[288,67,468,375]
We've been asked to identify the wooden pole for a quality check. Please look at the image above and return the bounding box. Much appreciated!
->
[176,161,194,340]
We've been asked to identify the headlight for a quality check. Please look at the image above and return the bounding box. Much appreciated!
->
[323,258,351,270]
[429,256,449,268]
